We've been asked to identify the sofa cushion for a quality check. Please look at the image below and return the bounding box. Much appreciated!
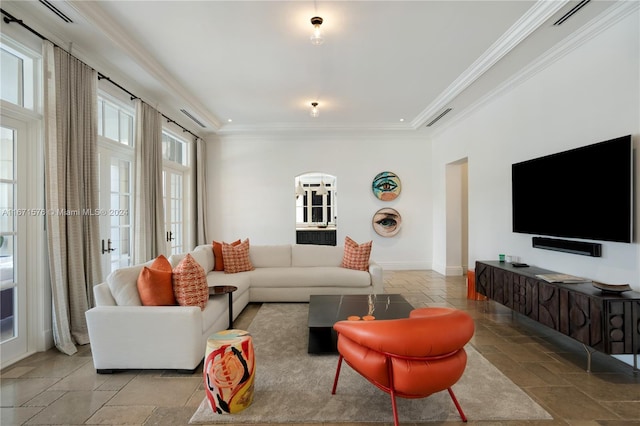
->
[107,262,153,306]
[137,255,176,306]
[222,239,255,274]
[192,245,215,273]
[292,244,343,267]
[213,239,241,271]
[249,267,371,288]
[172,253,209,310]
[249,245,292,268]
[206,271,252,289]
[341,236,372,271]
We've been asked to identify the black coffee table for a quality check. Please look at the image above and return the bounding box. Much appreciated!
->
[307,294,414,353]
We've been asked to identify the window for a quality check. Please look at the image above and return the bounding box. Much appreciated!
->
[0,42,36,110]
[98,97,133,146]
[162,131,190,255]
[295,174,337,227]
[162,132,187,165]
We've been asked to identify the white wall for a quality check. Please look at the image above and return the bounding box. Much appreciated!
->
[431,9,640,290]
[205,132,433,269]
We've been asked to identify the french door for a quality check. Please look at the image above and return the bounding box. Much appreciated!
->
[97,146,133,279]
[163,168,185,255]
[0,117,36,367]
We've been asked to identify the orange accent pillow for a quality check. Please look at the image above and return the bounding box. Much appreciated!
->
[172,253,209,310]
[222,238,255,274]
[137,255,176,306]
[212,239,241,271]
[341,236,372,271]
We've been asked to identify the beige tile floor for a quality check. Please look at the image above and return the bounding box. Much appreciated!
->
[1,270,639,425]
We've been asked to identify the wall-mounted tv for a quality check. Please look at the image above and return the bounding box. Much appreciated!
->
[512,135,633,243]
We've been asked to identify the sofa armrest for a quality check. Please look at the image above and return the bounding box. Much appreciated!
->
[369,261,383,293]
[93,282,116,306]
[85,305,204,370]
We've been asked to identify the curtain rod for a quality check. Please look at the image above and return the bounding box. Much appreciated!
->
[1,8,200,140]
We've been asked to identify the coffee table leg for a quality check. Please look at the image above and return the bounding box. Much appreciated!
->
[227,292,233,329]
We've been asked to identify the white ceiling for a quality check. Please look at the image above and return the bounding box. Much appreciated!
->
[1,0,623,137]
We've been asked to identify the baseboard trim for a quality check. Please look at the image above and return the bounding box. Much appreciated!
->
[377,261,431,271]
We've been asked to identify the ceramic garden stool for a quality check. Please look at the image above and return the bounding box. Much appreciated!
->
[203,329,255,414]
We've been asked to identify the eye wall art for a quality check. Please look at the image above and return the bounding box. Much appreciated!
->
[371,171,401,201]
[372,207,401,237]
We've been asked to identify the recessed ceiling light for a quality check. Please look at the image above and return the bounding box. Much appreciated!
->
[399,118,404,122]
[227,119,233,122]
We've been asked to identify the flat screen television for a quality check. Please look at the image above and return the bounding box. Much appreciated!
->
[512,135,633,243]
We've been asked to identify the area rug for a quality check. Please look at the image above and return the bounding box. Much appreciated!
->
[190,303,552,424]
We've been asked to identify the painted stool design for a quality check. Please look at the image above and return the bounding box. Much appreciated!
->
[203,329,255,414]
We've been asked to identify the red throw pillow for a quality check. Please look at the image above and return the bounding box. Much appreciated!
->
[212,239,241,271]
[222,238,254,274]
[137,255,176,306]
[172,253,208,310]
[341,236,372,271]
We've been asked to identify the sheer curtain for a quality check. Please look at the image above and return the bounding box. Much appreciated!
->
[195,137,209,245]
[43,41,102,355]
[133,100,166,263]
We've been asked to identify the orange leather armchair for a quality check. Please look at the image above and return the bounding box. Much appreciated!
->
[331,307,475,425]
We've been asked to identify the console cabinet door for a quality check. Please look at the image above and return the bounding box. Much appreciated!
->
[514,276,538,320]
[538,281,560,331]
[492,268,513,308]
[475,262,491,297]
[559,290,603,350]
[605,300,634,354]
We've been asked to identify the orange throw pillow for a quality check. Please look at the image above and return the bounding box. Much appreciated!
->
[212,239,241,271]
[341,236,372,271]
[137,255,176,306]
[222,238,254,274]
[172,253,209,310]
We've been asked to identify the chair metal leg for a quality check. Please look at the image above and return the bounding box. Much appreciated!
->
[386,354,400,426]
[447,387,467,422]
[331,355,343,395]
[389,390,400,426]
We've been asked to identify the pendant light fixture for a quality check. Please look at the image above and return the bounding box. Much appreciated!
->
[317,180,328,195]
[317,175,328,195]
[295,180,305,197]
[310,16,324,45]
[310,102,319,118]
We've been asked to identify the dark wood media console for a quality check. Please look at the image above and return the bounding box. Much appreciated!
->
[475,261,640,371]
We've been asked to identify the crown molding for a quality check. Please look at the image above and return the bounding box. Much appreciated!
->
[410,0,569,130]
[214,128,429,142]
[67,0,222,132]
[217,121,417,135]
[430,0,639,139]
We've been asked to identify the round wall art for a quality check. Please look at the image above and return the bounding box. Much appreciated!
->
[372,207,402,237]
[372,171,401,201]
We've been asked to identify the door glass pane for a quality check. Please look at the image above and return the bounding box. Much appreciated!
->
[165,171,184,255]
[0,126,16,342]
[109,159,131,272]
[1,236,15,341]
[0,127,14,180]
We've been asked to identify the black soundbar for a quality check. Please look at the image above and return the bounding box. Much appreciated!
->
[532,237,602,257]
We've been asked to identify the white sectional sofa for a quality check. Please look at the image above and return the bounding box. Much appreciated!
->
[85,243,383,373]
